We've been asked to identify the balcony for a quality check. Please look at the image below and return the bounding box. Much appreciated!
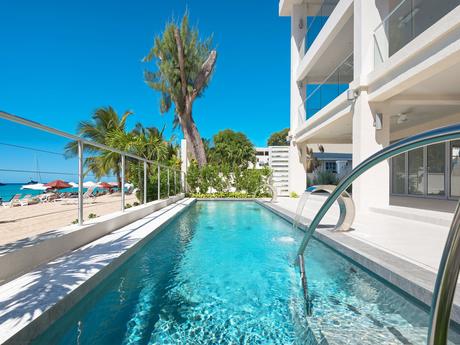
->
[374,0,460,68]
[304,1,339,56]
[300,53,353,120]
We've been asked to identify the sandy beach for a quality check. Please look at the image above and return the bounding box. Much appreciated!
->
[0,193,138,246]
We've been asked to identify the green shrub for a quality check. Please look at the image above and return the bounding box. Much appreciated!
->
[125,203,132,209]
[71,219,78,224]
[290,191,299,198]
[88,213,97,219]
[133,201,140,206]
[191,192,269,199]
[309,171,340,185]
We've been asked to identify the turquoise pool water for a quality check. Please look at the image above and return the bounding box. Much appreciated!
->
[32,201,460,344]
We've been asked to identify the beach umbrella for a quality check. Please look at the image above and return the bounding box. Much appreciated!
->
[98,182,113,190]
[83,181,98,188]
[108,182,118,187]
[21,183,48,191]
[69,182,78,188]
[45,180,72,189]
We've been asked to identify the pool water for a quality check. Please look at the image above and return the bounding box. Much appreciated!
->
[32,201,460,345]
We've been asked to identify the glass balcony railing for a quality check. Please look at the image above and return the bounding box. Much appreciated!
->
[374,0,460,67]
[304,1,338,55]
[300,53,353,120]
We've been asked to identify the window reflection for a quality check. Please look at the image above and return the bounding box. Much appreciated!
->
[451,140,460,198]
[408,148,424,195]
[427,143,445,196]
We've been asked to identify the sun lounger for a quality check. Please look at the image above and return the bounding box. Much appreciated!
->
[18,194,40,206]
[2,194,21,208]
[60,187,96,205]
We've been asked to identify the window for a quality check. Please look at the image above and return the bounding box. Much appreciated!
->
[427,143,445,196]
[325,161,337,173]
[391,141,459,199]
[451,140,460,198]
[392,153,406,194]
[408,148,424,195]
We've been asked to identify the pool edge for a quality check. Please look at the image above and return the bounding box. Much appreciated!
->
[255,199,460,328]
[0,198,197,345]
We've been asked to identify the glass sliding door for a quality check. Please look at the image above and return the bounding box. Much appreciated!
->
[451,140,460,198]
[392,153,406,194]
[408,148,424,195]
[427,143,445,196]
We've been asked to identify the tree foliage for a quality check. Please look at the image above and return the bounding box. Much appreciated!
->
[208,129,255,169]
[143,13,217,166]
[267,128,289,146]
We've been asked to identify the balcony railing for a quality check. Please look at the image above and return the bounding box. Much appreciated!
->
[374,0,460,67]
[299,52,353,121]
[304,1,338,56]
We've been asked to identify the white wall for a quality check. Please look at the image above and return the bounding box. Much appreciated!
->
[289,3,308,195]
[350,0,391,211]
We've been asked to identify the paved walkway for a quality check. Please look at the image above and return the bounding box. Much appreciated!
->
[275,196,454,272]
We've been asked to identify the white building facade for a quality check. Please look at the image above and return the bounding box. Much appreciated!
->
[280,0,460,212]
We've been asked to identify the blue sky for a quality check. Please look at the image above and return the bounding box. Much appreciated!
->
[0,0,290,182]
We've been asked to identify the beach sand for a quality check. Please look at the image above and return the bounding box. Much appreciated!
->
[0,193,138,246]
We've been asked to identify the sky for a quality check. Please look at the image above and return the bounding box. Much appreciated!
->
[0,0,291,183]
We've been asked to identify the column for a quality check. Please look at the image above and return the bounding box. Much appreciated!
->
[352,0,390,211]
[289,3,308,195]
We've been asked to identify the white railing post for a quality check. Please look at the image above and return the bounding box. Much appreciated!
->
[157,164,160,200]
[167,168,170,198]
[143,161,147,204]
[174,170,177,195]
[121,155,125,212]
[78,140,84,225]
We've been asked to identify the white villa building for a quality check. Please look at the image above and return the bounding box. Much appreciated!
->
[280,0,460,212]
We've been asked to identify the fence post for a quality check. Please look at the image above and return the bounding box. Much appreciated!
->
[143,161,147,204]
[157,164,160,200]
[78,140,84,225]
[167,168,170,197]
[121,155,125,212]
[174,170,177,195]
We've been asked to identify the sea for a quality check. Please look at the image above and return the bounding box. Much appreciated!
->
[0,183,81,202]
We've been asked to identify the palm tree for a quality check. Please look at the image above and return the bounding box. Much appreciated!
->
[65,106,132,187]
[143,13,217,167]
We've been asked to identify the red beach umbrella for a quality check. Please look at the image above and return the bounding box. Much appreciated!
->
[98,182,113,190]
[44,180,72,190]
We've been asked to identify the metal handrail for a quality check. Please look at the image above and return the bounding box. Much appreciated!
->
[0,110,186,225]
[0,110,180,171]
[295,123,460,345]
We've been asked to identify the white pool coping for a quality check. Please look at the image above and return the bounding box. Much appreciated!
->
[0,198,195,345]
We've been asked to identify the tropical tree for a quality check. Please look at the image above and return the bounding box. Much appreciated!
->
[209,129,255,169]
[267,128,289,146]
[65,106,132,187]
[143,13,217,167]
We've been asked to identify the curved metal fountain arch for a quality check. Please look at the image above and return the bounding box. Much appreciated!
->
[295,123,460,345]
[256,183,277,202]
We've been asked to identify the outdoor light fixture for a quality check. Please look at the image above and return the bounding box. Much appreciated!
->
[374,113,383,130]
[397,113,408,124]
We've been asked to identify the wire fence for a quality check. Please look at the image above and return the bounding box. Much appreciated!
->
[0,111,185,237]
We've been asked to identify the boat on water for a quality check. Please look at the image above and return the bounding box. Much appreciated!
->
[25,180,38,185]
[0,182,5,186]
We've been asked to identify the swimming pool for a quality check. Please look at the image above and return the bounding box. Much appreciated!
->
[31,201,460,344]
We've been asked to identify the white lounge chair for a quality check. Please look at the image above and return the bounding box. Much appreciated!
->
[61,187,96,204]
[19,194,39,206]
[2,194,22,208]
